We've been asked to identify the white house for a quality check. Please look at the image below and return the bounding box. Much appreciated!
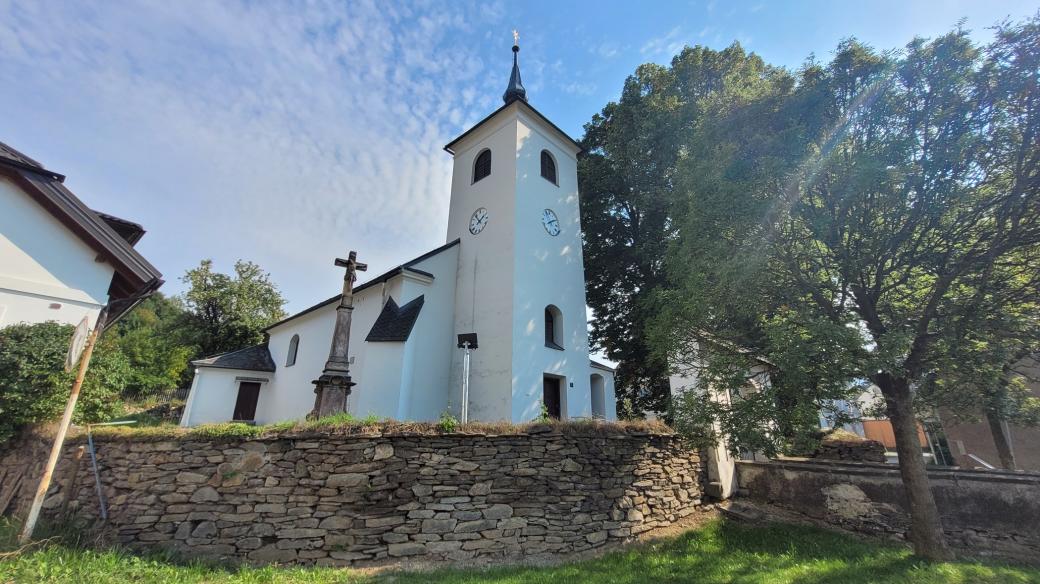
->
[0,141,163,330]
[181,41,617,427]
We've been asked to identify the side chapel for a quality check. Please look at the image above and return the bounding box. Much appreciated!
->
[180,39,616,426]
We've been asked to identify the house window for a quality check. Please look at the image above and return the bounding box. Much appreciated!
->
[473,149,492,183]
[286,334,299,367]
[544,305,563,350]
[540,150,557,185]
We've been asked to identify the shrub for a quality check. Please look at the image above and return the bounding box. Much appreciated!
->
[0,322,129,442]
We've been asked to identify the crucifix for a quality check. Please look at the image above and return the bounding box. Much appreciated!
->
[310,250,367,419]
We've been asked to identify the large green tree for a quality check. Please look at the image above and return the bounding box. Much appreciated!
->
[579,44,789,416]
[113,293,194,393]
[655,20,1040,560]
[180,260,287,359]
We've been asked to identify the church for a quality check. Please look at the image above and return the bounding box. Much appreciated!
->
[180,40,617,427]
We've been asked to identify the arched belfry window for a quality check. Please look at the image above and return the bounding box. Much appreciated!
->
[473,149,492,183]
[544,305,563,350]
[540,150,557,185]
[286,334,299,367]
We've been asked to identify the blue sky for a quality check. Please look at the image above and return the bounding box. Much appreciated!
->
[1,0,1036,315]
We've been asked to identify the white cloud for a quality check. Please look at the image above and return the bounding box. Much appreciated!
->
[0,0,508,311]
[640,26,686,57]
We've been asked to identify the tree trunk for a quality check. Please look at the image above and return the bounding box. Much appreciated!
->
[985,409,1017,470]
[876,374,952,561]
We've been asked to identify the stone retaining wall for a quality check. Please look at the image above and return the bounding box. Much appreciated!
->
[0,426,702,566]
[735,459,1040,564]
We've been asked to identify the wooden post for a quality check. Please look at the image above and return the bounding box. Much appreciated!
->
[18,312,106,544]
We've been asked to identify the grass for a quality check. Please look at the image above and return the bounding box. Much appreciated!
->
[70,415,671,442]
[1,518,1037,583]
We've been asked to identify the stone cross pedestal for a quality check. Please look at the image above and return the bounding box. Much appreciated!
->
[310,250,366,419]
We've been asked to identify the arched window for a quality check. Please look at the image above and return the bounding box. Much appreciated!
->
[286,334,299,367]
[544,305,563,350]
[473,149,492,183]
[540,150,557,185]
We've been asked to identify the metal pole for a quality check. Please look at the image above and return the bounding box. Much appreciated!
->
[19,311,106,544]
[86,428,107,520]
[461,342,471,423]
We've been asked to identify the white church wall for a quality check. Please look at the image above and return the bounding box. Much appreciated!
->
[0,176,114,328]
[257,304,336,424]
[180,368,270,427]
[397,246,459,421]
[445,107,520,422]
[510,112,591,422]
[349,277,405,418]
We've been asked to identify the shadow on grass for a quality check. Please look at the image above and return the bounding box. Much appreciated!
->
[380,521,1039,584]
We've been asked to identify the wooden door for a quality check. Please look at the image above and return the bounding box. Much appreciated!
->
[232,382,261,422]
[542,377,561,420]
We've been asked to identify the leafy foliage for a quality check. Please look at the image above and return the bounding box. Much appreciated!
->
[579,44,789,416]
[652,18,1040,558]
[112,293,194,393]
[0,322,129,442]
[180,259,287,359]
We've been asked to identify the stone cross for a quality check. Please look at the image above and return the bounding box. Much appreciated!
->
[310,251,367,419]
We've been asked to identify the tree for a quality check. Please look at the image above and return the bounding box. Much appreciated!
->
[655,20,1040,560]
[113,293,194,393]
[180,259,287,358]
[0,322,130,442]
[579,44,789,416]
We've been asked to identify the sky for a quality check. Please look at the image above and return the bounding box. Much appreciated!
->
[1,0,1037,317]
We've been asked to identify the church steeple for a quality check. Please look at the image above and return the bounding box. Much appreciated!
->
[502,30,527,104]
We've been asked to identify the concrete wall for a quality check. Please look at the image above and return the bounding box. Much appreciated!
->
[1,426,703,567]
[446,107,519,422]
[398,246,459,421]
[511,111,592,423]
[0,176,114,328]
[180,368,272,427]
[735,459,1040,564]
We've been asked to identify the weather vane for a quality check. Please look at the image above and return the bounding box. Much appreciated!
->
[513,29,519,45]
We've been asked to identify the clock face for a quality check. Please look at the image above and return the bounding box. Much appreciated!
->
[469,207,489,234]
[541,209,561,236]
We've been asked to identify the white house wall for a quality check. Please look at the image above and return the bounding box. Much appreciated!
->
[0,176,114,328]
[180,368,270,427]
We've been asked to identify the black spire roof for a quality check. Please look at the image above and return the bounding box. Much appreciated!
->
[502,41,527,104]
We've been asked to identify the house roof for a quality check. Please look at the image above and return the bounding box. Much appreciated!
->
[443,99,583,155]
[263,238,460,332]
[366,295,425,342]
[0,140,163,323]
[192,344,277,372]
[590,360,616,373]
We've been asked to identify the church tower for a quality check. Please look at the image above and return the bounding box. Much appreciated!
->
[444,37,592,422]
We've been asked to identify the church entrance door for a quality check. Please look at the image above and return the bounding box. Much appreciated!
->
[542,376,562,420]
[232,382,261,422]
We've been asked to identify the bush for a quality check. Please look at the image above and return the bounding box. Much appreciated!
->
[0,322,129,442]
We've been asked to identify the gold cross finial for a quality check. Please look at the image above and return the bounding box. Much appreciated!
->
[513,29,519,46]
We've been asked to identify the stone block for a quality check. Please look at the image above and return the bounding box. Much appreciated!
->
[422,518,458,534]
[387,543,426,557]
[482,504,513,520]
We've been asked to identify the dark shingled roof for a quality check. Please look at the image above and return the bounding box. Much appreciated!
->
[192,344,277,372]
[590,360,615,373]
[366,295,425,342]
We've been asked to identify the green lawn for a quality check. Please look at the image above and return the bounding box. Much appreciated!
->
[1,519,1037,584]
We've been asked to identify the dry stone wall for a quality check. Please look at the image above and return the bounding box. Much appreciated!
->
[0,426,702,566]
[735,459,1040,564]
